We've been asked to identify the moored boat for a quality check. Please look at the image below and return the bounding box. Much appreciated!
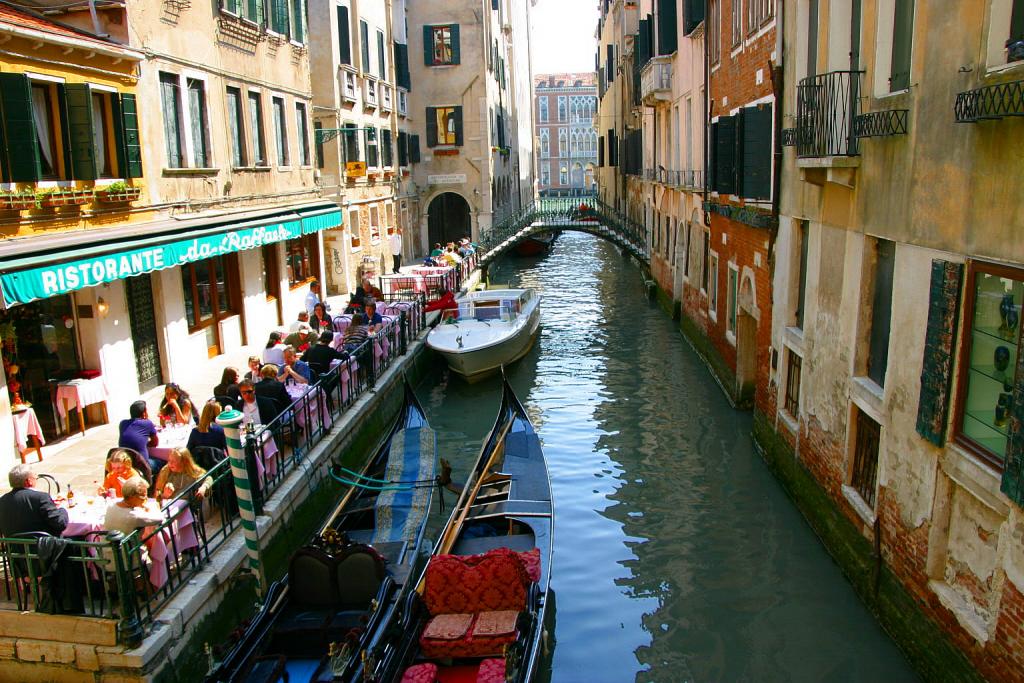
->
[513,231,555,257]
[426,289,540,381]
[205,378,439,683]
[369,373,553,683]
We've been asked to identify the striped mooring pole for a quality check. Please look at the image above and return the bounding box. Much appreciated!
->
[216,408,267,595]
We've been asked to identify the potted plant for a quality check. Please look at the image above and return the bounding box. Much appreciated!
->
[0,191,37,211]
[36,188,91,208]
[95,181,142,203]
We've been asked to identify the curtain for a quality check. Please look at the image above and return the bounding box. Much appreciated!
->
[31,86,54,173]
[91,94,107,176]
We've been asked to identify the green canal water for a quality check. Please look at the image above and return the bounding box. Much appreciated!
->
[415,231,918,682]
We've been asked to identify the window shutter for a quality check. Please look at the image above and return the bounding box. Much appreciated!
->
[657,0,678,55]
[360,20,370,72]
[889,0,914,91]
[222,0,240,14]
[337,6,352,65]
[377,31,386,79]
[409,133,421,163]
[398,131,408,165]
[637,17,651,66]
[709,121,718,190]
[394,43,411,90]
[423,26,434,65]
[714,115,737,195]
[1012,0,1024,42]
[292,0,305,43]
[119,93,143,178]
[606,44,614,82]
[270,0,289,34]
[55,85,74,179]
[425,107,438,147]
[110,93,127,178]
[915,261,963,447]
[246,0,264,25]
[64,83,97,180]
[451,24,461,64]
[741,103,772,200]
[453,106,464,146]
[684,0,704,34]
[0,73,41,182]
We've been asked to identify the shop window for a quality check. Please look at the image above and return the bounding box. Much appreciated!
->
[248,91,267,166]
[227,87,247,167]
[785,350,802,417]
[286,234,320,288]
[295,102,310,167]
[850,407,881,508]
[181,255,239,330]
[272,96,289,167]
[424,24,460,65]
[956,263,1024,467]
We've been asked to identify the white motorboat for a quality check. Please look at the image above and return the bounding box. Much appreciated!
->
[426,288,540,381]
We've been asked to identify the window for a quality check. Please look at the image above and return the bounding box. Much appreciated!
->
[181,255,239,331]
[272,96,289,166]
[795,220,809,328]
[26,82,60,179]
[186,79,210,167]
[157,73,209,169]
[850,407,881,508]
[956,264,1024,466]
[806,0,819,77]
[222,0,264,24]
[540,163,550,185]
[538,96,548,122]
[269,0,291,36]
[426,106,462,146]
[290,0,306,44]
[337,5,352,65]
[747,0,774,33]
[227,87,246,167]
[159,73,185,168]
[398,130,409,166]
[89,92,114,177]
[559,166,568,185]
[377,29,387,80]
[539,129,550,157]
[425,24,460,65]
[728,265,739,335]
[245,92,267,166]
[348,208,360,243]
[285,234,319,287]
[731,0,742,47]
[360,20,371,72]
[684,221,692,277]
[382,128,393,167]
[295,102,310,166]
[889,0,915,91]
[366,127,379,167]
[709,0,721,64]
[557,96,567,121]
[867,239,895,386]
[370,205,381,241]
[558,129,567,156]
[784,350,802,417]
[342,122,359,162]
[709,253,719,315]
[701,229,710,292]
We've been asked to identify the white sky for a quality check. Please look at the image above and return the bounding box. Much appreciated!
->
[530,0,600,74]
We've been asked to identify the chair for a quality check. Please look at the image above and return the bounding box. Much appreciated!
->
[191,447,237,518]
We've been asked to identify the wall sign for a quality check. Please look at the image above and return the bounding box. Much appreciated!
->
[427,173,467,184]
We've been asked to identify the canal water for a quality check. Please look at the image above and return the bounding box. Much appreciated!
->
[415,231,917,682]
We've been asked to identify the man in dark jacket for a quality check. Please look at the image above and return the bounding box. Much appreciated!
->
[239,379,280,427]
[301,331,349,377]
[0,465,68,537]
[252,367,291,420]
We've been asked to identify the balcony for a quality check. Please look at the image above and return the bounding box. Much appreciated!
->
[642,167,704,190]
[795,70,863,158]
[340,69,357,103]
[640,55,672,105]
[398,88,408,117]
[380,83,393,112]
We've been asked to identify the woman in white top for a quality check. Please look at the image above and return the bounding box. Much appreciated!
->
[262,331,286,367]
[104,477,165,536]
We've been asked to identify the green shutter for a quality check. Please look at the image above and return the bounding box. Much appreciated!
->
[64,83,97,180]
[425,107,438,147]
[0,73,41,182]
[741,104,772,200]
[657,0,678,55]
[245,0,263,24]
[337,6,352,65]
[292,0,305,43]
[709,121,718,190]
[110,93,127,178]
[1012,0,1024,41]
[270,0,289,35]
[361,20,370,71]
[119,93,143,178]
[453,106,463,146]
[1004,287,1024,506]
[423,25,434,65]
[451,24,461,64]
[915,260,963,447]
[56,85,73,180]
[684,0,704,34]
[222,0,240,14]
[715,115,737,195]
[890,0,914,91]
[409,134,420,163]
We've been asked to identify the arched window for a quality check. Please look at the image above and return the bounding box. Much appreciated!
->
[539,129,550,157]
[558,129,567,156]
[538,97,548,123]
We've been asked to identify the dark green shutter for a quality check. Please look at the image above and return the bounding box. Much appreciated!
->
[637,17,652,66]
[110,93,127,178]
[292,0,305,43]
[890,0,914,91]
[598,135,604,166]
[246,0,263,24]
[741,104,772,200]
[607,44,614,82]
[453,106,463,146]
[270,0,289,35]
[709,121,718,189]
[657,0,678,55]
[423,25,434,64]
[684,0,704,34]
[409,134,421,163]
[715,115,737,195]
[119,93,143,178]
[1004,329,1024,506]
[395,43,411,90]
[222,0,240,14]
[64,83,97,180]
[56,85,73,180]
[425,107,438,147]
[915,261,963,447]
[0,73,41,182]
[361,20,370,71]
[378,30,386,79]
[1012,0,1024,42]
[450,24,461,64]
[398,131,408,165]
[337,6,352,65]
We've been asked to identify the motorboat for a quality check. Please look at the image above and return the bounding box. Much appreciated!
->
[426,289,540,381]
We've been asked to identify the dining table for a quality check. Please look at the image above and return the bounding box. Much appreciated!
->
[150,425,193,461]
[11,406,45,463]
[55,377,109,436]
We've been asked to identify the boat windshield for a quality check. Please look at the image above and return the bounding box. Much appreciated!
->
[458,298,519,322]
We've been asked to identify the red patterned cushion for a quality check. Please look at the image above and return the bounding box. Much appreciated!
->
[477,659,506,683]
[516,548,541,583]
[472,610,518,637]
[419,622,517,659]
[422,613,473,640]
[401,663,438,683]
[424,551,529,616]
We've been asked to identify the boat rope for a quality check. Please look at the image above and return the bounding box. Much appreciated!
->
[338,466,438,486]
[329,470,413,491]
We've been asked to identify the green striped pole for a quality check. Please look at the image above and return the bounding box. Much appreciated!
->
[216,409,266,595]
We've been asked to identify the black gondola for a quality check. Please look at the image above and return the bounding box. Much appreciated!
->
[370,372,553,682]
[206,377,439,683]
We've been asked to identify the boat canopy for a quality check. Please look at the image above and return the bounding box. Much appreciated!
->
[458,290,533,323]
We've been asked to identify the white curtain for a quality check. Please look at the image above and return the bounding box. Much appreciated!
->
[31,87,54,171]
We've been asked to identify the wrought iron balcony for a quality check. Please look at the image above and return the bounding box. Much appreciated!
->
[955,78,1024,122]
[640,55,672,105]
[853,109,908,138]
[641,167,704,189]
[795,70,863,157]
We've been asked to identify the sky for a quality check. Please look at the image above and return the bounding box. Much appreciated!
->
[530,0,600,74]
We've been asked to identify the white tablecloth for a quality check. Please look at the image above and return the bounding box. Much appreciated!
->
[55,378,108,417]
[12,407,45,451]
[150,426,192,461]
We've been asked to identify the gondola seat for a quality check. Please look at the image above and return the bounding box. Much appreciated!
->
[419,548,531,658]
[477,658,507,683]
[400,662,439,682]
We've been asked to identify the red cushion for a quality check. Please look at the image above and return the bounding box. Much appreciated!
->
[476,659,506,683]
[516,548,541,583]
[420,624,516,659]
[401,663,439,683]
[423,613,473,640]
[472,610,518,637]
[424,551,529,616]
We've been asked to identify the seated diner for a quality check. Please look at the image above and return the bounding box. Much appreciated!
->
[155,447,211,504]
[159,383,196,426]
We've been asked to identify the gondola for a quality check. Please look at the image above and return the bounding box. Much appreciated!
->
[369,373,553,682]
[205,377,439,683]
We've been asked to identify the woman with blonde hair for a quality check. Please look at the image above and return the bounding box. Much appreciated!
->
[155,447,211,503]
[100,450,145,497]
[186,401,228,456]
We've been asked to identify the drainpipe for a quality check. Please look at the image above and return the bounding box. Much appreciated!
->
[702,0,710,227]
[768,2,784,257]
[87,0,109,39]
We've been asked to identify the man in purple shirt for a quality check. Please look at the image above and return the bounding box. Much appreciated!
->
[119,400,161,475]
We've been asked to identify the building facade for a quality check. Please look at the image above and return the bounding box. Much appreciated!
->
[534,72,598,196]
[405,0,537,248]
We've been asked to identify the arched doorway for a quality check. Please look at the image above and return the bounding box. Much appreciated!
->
[736,271,758,405]
[428,192,471,247]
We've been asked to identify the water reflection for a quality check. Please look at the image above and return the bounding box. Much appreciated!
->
[416,232,917,683]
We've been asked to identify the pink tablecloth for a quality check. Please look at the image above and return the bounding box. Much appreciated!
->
[12,407,45,451]
[285,383,333,432]
[55,378,108,418]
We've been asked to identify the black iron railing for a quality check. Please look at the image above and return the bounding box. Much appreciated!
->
[795,70,863,157]
[955,78,1024,122]
[853,109,909,138]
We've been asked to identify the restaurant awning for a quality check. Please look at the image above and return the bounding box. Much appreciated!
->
[0,203,341,308]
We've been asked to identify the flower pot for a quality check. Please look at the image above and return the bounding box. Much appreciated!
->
[351,238,361,248]
[95,187,142,204]
[0,195,36,211]
[38,191,90,208]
